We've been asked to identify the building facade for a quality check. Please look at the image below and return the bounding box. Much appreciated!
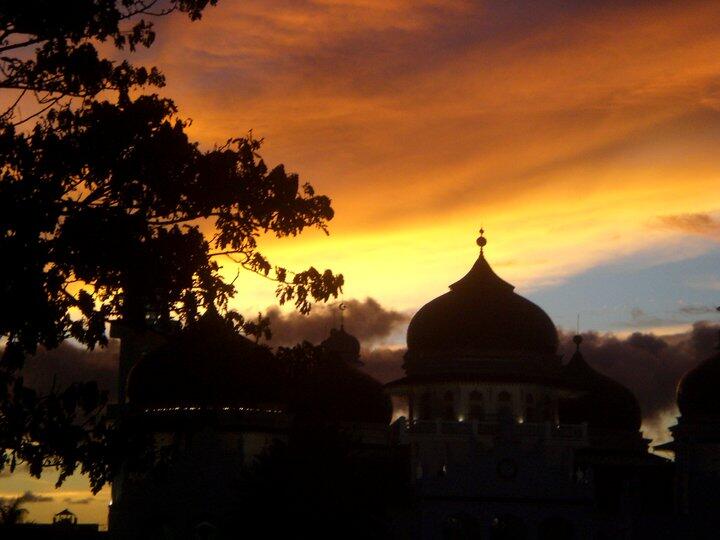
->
[108,231,718,539]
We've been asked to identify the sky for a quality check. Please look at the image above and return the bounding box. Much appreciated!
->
[135,0,720,334]
[5,0,720,527]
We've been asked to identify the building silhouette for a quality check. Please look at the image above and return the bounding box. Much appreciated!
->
[108,231,719,539]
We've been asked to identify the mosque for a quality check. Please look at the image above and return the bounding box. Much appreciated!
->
[108,231,720,539]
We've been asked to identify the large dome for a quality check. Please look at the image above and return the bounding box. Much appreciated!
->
[559,336,642,432]
[406,249,558,358]
[677,337,720,420]
[127,310,284,409]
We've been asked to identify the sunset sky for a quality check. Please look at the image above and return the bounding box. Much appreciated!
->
[5,0,720,527]
[144,0,720,335]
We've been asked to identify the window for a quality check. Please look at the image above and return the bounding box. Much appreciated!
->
[497,391,513,421]
[442,390,455,421]
[419,392,434,420]
[525,393,536,422]
[543,395,554,421]
[469,391,485,421]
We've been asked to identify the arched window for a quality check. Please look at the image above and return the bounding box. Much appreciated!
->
[543,394,554,422]
[469,391,485,421]
[497,391,513,421]
[525,393,536,422]
[442,390,455,421]
[419,392,434,420]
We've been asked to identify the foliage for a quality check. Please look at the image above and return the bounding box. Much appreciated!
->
[0,0,217,124]
[0,497,28,525]
[0,0,344,492]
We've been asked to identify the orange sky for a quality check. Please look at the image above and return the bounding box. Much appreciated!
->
[7,0,720,526]
[130,0,720,320]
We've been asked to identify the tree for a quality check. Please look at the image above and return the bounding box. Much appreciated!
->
[0,0,216,124]
[0,1,344,492]
[0,497,28,525]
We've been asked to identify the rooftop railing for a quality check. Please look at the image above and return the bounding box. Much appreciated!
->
[406,419,586,441]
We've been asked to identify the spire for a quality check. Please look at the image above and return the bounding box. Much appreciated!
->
[339,302,347,330]
[716,306,720,350]
[566,333,588,372]
[573,334,583,353]
[476,228,487,254]
[449,229,514,294]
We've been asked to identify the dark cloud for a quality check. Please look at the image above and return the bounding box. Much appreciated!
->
[19,341,119,402]
[264,297,408,347]
[677,305,719,316]
[557,323,719,423]
[659,213,720,240]
[18,491,53,503]
[622,307,673,329]
[360,347,405,384]
[63,497,93,505]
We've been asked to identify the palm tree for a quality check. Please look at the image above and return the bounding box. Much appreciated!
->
[0,497,28,525]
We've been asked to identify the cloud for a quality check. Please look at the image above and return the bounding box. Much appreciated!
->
[557,323,719,423]
[18,491,53,503]
[360,347,405,383]
[622,307,674,329]
[63,497,93,505]
[263,297,408,347]
[659,213,720,240]
[677,304,719,316]
[19,341,119,402]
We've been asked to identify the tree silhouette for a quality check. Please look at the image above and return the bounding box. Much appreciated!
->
[0,2,344,491]
[0,497,28,525]
[0,0,217,124]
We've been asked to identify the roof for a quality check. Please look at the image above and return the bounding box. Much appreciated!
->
[127,310,284,409]
[677,343,720,420]
[405,250,559,373]
[558,339,642,433]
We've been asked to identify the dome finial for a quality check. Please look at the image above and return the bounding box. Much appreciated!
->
[573,333,583,352]
[476,228,487,254]
[339,302,347,330]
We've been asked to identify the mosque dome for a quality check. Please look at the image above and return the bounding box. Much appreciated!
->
[406,231,559,359]
[559,335,642,432]
[677,330,720,420]
[321,325,362,365]
[127,309,284,409]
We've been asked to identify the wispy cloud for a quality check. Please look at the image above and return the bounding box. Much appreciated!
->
[659,213,720,240]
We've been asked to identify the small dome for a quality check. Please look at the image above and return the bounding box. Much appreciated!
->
[406,252,558,358]
[677,340,720,420]
[284,344,392,424]
[559,337,642,432]
[127,310,284,409]
[321,326,361,365]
